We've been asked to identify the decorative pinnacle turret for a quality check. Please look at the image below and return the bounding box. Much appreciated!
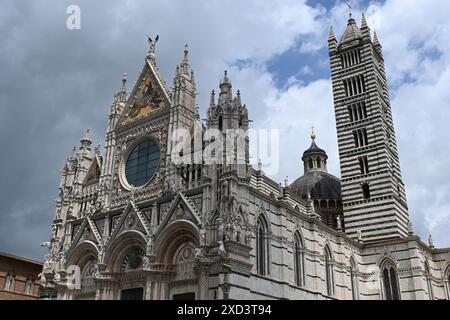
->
[80,129,92,154]
[361,13,368,29]
[122,73,127,88]
[222,70,230,84]
[179,44,190,75]
[183,44,189,62]
[210,90,216,107]
[328,26,336,41]
[373,31,381,47]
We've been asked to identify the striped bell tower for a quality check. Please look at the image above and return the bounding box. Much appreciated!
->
[328,12,410,241]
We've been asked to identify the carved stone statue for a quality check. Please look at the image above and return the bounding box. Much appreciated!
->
[43,254,54,273]
[336,215,342,230]
[58,252,67,270]
[218,241,226,257]
[142,256,151,269]
[224,220,233,241]
[51,225,57,239]
[195,247,205,260]
[38,272,46,285]
[245,226,252,245]
[428,234,434,248]
[200,228,207,245]
[53,272,61,283]
[357,229,363,242]
[217,217,224,242]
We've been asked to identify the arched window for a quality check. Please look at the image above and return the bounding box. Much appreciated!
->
[256,216,269,276]
[293,233,305,287]
[325,246,334,296]
[425,261,433,300]
[218,116,223,131]
[4,270,15,291]
[25,276,34,295]
[316,157,322,169]
[308,158,313,170]
[381,260,401,300]
[350,258,358,300]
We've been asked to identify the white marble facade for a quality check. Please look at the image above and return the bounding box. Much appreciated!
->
[39,14,450,300]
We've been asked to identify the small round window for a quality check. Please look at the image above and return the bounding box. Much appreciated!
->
[125,139,160,188]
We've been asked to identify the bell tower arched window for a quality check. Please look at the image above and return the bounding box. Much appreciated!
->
[381,260,401,300]
[294,232,305,287]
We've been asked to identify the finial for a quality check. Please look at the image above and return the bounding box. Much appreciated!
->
[258,158,262,171]
[184,44,189,58]
[223,70,230,84]
[284,176,289,187]
[122,73,127,87]
[311,126,316,141]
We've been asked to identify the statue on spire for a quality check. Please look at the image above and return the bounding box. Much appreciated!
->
[147,34,159,56]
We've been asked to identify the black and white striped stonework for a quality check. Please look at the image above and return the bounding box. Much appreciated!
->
[328,16,410,242]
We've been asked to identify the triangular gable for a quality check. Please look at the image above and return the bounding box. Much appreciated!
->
[118,58,171,126]
[154,192,202,239]
[107,200,149,245]
[83,155,102,185]
[68,219,99,254]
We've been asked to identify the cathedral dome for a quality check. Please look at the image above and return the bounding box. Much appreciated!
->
[290,130,342,201]
[290,171,341,200]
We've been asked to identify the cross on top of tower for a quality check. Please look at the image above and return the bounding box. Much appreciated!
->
[346,1,353,16]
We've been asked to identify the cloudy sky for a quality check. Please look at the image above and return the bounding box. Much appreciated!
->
[1,0,449,261]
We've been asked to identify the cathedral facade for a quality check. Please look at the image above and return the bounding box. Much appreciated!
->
[40,13,450,300]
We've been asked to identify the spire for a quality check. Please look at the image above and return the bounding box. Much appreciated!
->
[373,31,381,47]
[328,26,336,41]
[347,3,356,26]
[373,31,383,56]
[219,70,232,103]
[236,89,241,106]
[328,26,337,52]
[361,13,368,29]
[116,73,127,102]
[180,44,190,74]
[361,13,371,39]
[339,8,362,45]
